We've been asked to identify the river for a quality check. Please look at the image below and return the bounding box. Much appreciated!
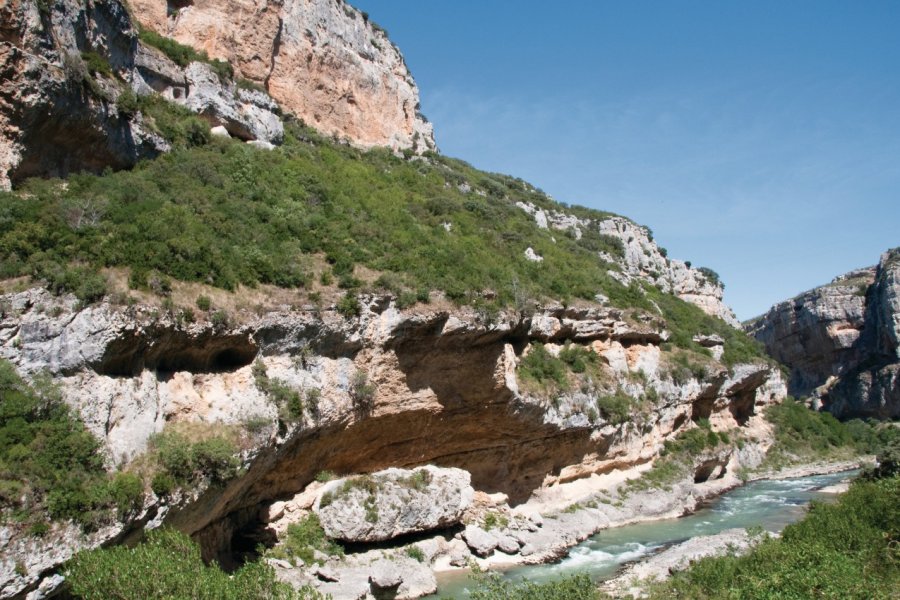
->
[430,469,856,598]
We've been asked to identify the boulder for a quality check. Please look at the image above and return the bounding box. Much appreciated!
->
[315,466,473,543]
[462,525,498,557]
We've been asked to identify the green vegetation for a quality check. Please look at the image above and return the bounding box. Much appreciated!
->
[66,528,323,599]
[138,28,233,80]
[468,571,600,600]
[0,360,138,530]
[0,123,750,327]
[647,286,765,366]
[761,398,899,470]
[264,513,343,566]
[482,510,510,531]
[595,390,635,425]
[644,475,900,599]
[518,343,567,388]
[146,426,240,492]
[405,545,426,562]
[252,359,304,422]
[625,423,729,494]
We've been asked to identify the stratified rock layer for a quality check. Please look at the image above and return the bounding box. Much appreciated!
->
[129,0,435,153]
[748,249,900,419]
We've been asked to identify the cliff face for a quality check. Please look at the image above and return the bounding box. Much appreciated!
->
[748,249,900,419]
[0,0,165,189]
[0,0,433,189]
[0,0,286,189]
[129,0,435,153]
[516,201,740,327]
[0,285,783,597]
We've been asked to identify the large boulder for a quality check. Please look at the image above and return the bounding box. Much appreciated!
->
[314,466,473,543]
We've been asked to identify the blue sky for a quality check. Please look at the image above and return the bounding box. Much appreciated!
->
[352,1,900,320]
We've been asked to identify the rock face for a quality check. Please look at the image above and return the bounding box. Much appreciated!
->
[0,0,166,190]
[0,277,785,597]
[128,0,435,153]
[0,0,286,189]
[516,202,740,327]
[748,249,900,419]
[314,466,473,543]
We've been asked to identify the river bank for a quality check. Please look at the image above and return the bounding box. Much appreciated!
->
[430,467,860,598]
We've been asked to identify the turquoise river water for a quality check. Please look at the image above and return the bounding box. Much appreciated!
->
[430,470,856,598]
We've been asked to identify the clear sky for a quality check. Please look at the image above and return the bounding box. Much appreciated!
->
[351,1,900,321]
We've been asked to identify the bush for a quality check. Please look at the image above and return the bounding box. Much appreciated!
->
[337,292,361,318]
[595,391,633,425]
[518,343,567,388]
[267,514,343,566]
[0,360,115,528]
[148,428,240,487]
[66,528,314,599]
[196,295,211,311]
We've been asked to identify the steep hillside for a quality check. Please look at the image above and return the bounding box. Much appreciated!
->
[0,2,809,599]
[748,248,900,419]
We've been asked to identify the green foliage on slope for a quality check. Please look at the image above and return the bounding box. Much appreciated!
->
[0,119,767,362]
[0,360,140,529]
[644,474,900,599]
[0,125,628,308]
[761,398,900,469]
[138,29,233,80]
[66,528,323,599]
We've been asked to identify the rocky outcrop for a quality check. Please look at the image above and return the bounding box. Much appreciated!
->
[0,0,167,189]
[0,0,286,189]
[516,202,740,327]
[0,277,785,597]
[129,0,435,153]
[748,249,900,419]
[314,466,473,543]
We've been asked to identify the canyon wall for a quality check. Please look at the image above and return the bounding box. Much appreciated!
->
[0,284,783,597]
[128,0,435,153]
[748,249,900,419]
[0,0,433,189]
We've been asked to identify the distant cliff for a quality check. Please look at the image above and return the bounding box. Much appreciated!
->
[747,249,900,419]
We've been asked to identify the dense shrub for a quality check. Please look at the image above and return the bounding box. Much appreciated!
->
[0,360,129,529]
[468,571,600,600]
[148,428,240,487]
[264,513,343,566]
[66,528,321,599]
[518,343,567,387]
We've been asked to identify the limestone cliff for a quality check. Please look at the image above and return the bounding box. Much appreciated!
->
[0,0,287,189]
[128,0,435,153]
[748,248,900,419]
[0,283,783,598]
[516,201,740,326]
[1,0,432,189]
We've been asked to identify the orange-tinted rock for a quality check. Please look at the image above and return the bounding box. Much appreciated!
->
[129,0,435,152]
